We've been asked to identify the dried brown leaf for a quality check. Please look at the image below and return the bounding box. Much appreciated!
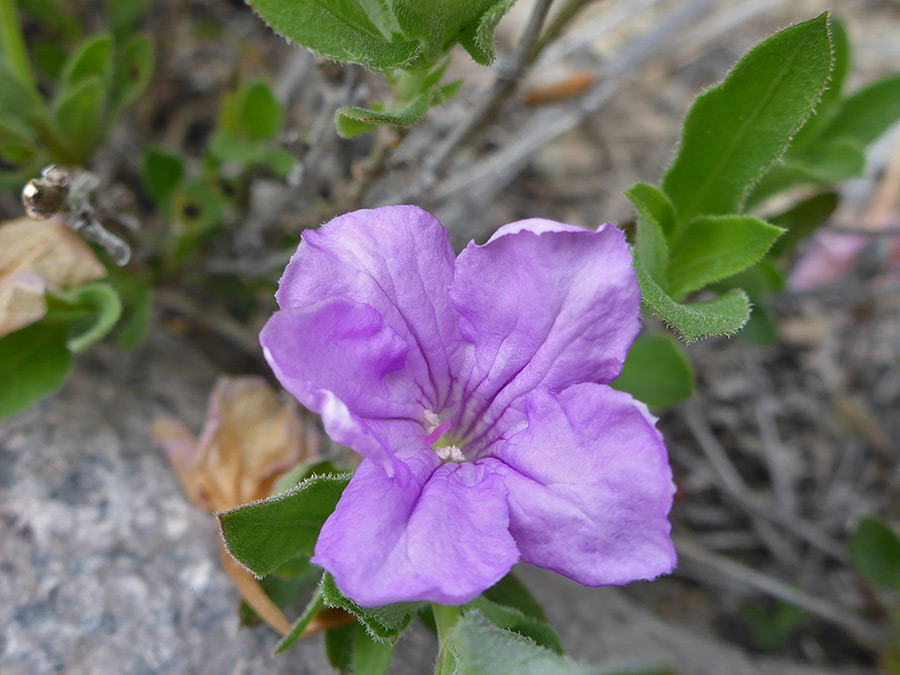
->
[0,217,106,337]
[219,542,292,636]
[153,375,318,512]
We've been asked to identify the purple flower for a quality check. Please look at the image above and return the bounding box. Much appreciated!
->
[261,206,676,607]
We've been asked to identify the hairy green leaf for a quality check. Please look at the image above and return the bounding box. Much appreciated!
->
[626,182,673,285]
[219,473,350,577]
[661,14,833,223]
[336,89,433,137]
[482,573,547,623]
[667,215,784,299]
[613,333,694,409]
[458,0,519,66]
[638,268,751,343]
[437,611,674,675]
[247,0,422,72]
[320,573,421,643]
[465,596,564,655]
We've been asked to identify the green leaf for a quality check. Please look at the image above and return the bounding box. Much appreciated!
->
[324,620,396,674]
[661,14,833,224]
[272,459,344,496]
[321,573,421,643]
[111,34,155,114]
[208,131,295,177]
[437,611,674,675]
[667,215,784,299]
[749,140,864,203]
[219,473,350,577]
[738,302,778,346]
[276,586,325,653]
[107,0,150,35]
[742,600,809,652]
[246,0,422,72]
[819,17,849,111]
[0,321,72,420]
[59,33,113,93]
[482,573,547,623]
[767,191,838,258]
[336,89,433,138]
[325,623,357,671]
[786,139,866,183]
[0,57,43,126]
[848,518,900,591]
[638,268,751,343]
[626,183,674,284]
[458,0,519,66]
[464,596,564,655]
[613,333,694,409]
[351,623,395,674]
[815,73,900,148]
[788,16,849,151]
[142,147,185,204]
[54,76,105,160]
[50,282,123,352]
[240,80,283,141]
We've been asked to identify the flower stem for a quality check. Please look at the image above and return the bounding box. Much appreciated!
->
[432,604,463,673]
[432,603,462,642]
[0,0,38,95]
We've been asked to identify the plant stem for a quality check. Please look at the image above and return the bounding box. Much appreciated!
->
[527,0,605,64]
[432,604,463,673]
[432,603,462,642]
[0,0,38,95]
[419,0,555,182]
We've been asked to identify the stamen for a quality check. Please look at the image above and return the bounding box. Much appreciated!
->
[435,445,465,462]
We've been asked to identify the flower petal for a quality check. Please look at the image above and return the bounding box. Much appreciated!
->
[312,450,519,606]
[261,298,424,475]
[450,221,640,444]
[488,384,676,586]
[276,206,466,412]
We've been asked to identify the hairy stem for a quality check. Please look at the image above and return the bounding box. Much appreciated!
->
[0,0,38,95]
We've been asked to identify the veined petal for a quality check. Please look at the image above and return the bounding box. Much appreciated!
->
[450,220,640,444]
[260,298,424,476]
[488,384,676,586]
[312,451,519,606]
[276,205,466,411]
